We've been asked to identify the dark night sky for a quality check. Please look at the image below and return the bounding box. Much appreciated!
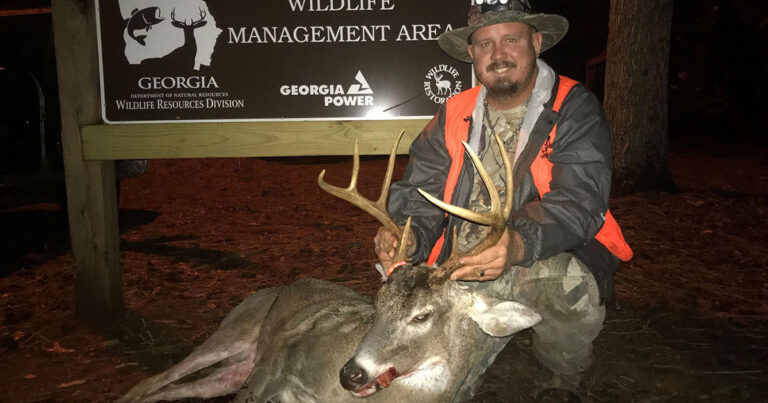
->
[539,0,767,148]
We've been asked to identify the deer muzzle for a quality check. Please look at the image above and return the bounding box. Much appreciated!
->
[340,358,369,391]
[340,359,398,396]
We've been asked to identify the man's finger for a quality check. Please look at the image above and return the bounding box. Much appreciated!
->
[463,250,509,274]
[460,247,504,266]
[450,258,505,280]
[450,264,479,280]
[479,267,502,280]
[451,267,500,281]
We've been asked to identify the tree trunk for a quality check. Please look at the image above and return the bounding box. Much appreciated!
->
[604,0,675,195]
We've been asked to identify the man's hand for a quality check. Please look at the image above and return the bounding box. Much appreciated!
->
[374,226,415,269]
[450,229,524,281]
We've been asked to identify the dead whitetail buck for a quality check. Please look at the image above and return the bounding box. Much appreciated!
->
[118,131,541,403]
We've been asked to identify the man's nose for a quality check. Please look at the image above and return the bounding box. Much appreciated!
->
[490,42,507,60]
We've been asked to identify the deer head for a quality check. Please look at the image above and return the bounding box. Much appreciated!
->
[319,132,541,398]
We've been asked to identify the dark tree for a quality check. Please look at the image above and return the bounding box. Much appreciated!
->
[604,0,675,195]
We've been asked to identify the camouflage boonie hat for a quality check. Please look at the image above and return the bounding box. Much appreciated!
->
[438,0,569,63]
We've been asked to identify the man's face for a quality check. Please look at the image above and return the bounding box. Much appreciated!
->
[467,22,543,101]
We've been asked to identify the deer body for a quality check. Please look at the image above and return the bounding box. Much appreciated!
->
[120,132,541,402]
[234,279,377,403]
[119,279,369,403]
[121,269,537,403]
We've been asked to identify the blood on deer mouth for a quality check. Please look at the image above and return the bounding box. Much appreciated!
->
[351,367,398,397]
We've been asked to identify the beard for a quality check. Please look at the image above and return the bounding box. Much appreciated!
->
[477,59,535,104]
[486,76,520,99]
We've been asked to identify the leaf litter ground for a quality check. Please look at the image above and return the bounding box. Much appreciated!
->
[0,140,766,402]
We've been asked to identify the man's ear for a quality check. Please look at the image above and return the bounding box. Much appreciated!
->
[468,294,542,337]
[532,31,543,58]
[467,44,474,62]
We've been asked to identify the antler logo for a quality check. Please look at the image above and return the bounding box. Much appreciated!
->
[423,65,462,104]
[119,0,222,71]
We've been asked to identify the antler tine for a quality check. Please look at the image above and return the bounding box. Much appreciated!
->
[424,132,514,282]
[377,130,405,210]
[392,216,412,264]
[417,140,499,226]
[318,131,406,237]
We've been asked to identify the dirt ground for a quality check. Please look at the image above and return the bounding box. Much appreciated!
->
[1,138,766,402]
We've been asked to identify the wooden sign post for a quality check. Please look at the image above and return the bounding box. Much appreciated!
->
[52,0,123,322]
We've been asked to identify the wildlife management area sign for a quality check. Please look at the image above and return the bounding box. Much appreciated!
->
[95,0,474,123]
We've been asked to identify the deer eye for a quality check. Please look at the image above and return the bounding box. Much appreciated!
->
[411,312,432,323]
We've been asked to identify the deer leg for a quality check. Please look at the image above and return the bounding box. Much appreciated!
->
[119,342,256,402]
[229,368,273,403]
[119,288,279,402]
[141,352,257,402]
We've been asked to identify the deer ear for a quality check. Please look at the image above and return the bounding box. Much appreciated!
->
[468,295,542,337]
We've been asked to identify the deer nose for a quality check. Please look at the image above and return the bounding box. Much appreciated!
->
[339,358,368,390]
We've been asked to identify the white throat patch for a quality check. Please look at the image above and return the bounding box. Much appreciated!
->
[395,356,451,394]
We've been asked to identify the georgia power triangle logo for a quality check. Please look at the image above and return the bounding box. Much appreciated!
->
[347,71,373,95]
[280,70,375,107]
[119,0,222,70]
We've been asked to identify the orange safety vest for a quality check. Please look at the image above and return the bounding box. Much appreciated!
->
[427,76,633,265]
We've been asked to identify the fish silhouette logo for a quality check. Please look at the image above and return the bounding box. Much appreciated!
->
[126,7,164,46]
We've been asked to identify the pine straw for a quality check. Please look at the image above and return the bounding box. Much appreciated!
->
[2,148,767,401]
[612,189,768,323]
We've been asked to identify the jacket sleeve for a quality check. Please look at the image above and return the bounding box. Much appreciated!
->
[512,86,613,266]
[388,105,452,263]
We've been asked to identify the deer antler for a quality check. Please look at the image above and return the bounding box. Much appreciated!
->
[319,131,412,264]
[420,132,514,283]
[171,7,207,26]
[389,216,412,272]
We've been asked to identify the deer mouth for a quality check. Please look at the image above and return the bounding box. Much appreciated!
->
[351,367,398,397]
[352,357,446,396]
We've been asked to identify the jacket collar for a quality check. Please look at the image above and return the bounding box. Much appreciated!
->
[516,58,555,161]
[466,59,556,163]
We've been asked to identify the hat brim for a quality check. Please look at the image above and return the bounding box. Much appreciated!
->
[438,10,569,63]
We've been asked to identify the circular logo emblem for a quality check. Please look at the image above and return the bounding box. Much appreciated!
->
[423,65,463,104]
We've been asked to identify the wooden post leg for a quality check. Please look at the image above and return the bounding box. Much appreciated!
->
[52,0,123,321]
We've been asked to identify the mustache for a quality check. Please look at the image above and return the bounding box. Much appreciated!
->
[486,60,517,72]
